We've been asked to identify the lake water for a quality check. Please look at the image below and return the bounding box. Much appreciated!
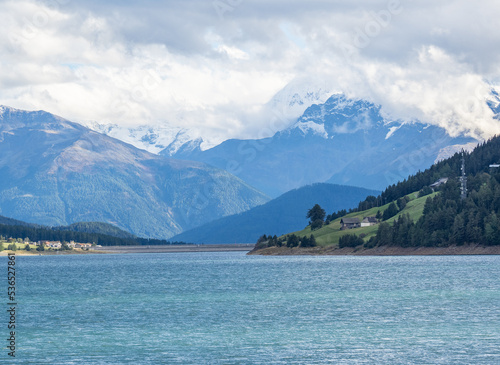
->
[3,252,499,364]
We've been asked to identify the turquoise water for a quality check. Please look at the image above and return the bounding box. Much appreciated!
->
[2,253,499,364]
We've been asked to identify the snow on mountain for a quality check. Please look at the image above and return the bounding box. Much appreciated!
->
[487,87,500,119]
[264,76,336,123]
[83,78,336,155]
[172,93,478,196]
[85,122,202,156]
[283,94,386,138]
[434,142,479,163]
[0,107,269,238]
[295,120,329,138]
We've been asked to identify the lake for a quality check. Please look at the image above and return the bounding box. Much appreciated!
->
[3,252,499,364]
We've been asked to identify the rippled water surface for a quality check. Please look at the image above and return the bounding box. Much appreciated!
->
[3,252,500,364]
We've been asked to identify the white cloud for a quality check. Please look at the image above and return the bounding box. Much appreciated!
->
[0,0,499,145]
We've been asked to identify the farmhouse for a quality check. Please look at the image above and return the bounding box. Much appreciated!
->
[361,217,378,227]
[74,243,92,249]
[340,217,361,230]
[38,241,62,248]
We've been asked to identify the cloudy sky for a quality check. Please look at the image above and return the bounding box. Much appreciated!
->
[1,0,500,144]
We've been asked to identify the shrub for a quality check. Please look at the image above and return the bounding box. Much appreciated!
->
[418,186,433,198]
[286,234,300,248]
[300,235,317,247]
[338,234,364,248]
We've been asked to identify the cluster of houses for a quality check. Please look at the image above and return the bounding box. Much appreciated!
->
[35,241,94,249]
[340,216,378,230]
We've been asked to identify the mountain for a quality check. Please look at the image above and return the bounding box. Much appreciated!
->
[0,106,269,238]
[0,212,165,242]
[0,215,175,246]
[252,136,500,254]
[172,94,478,197]
[487,89,500,119]
[86,78,333,158]
[54,222,136,239]
[160,78,334,157]
[87,78,333,158]
[0,214,39,227]
[170,183,379,244]
[262,76,334,123]
[328,135,500,249]
[85,122,202,156]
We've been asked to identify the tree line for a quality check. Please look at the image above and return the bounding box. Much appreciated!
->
[366,172,500,247]
[0,224,188,246]
[254,233,317,250]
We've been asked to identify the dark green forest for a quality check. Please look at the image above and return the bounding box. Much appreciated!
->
[326,135,500,221]
[0,220,187,246]
[257,135,500,249]
[365,136,500,247]
[368,172,500,247]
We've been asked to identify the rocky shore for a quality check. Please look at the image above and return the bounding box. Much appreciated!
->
[248,243,500,256]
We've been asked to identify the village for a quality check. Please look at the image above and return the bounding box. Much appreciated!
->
[0,237,100,252]
[36,241,95,249]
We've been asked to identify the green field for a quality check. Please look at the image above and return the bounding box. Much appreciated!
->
[0,241,37,251]
[288,192,437,247]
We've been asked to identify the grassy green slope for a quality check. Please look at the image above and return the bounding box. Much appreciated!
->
[288,192,437,247]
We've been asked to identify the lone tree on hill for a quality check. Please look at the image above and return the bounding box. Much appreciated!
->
[307,204,326,230]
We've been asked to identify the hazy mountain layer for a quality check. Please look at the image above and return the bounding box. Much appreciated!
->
[171,183,379,244]
[0,106,268,238]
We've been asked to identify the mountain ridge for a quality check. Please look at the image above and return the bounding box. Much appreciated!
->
[172,94,478,197]
[84,78,334,157]
[0,106,269,238]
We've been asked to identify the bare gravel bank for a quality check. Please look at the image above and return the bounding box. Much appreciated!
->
[248,243,500,256]
[92,244,255,254]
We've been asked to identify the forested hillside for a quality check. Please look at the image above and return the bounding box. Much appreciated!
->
[368,171,500,247]
[255,136,500,251]
[356,137,500,209]
[357,136,500,247]
[0,217,187,246]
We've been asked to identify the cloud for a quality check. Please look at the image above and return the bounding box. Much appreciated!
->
[0,0,499,144]
[334,46,500,140]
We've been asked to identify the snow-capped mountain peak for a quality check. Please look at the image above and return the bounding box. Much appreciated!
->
[84,122,202,156]
[284,93,387,138]
[265,76,337,122]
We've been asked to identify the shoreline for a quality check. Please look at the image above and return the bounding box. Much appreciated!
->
[0,249,107,256]
[92,244,255,254]
[248,243,500,256]
[0,244,256,256]
[3,243,499,256]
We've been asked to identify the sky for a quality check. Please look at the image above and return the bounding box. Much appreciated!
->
[1,0,500,144]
